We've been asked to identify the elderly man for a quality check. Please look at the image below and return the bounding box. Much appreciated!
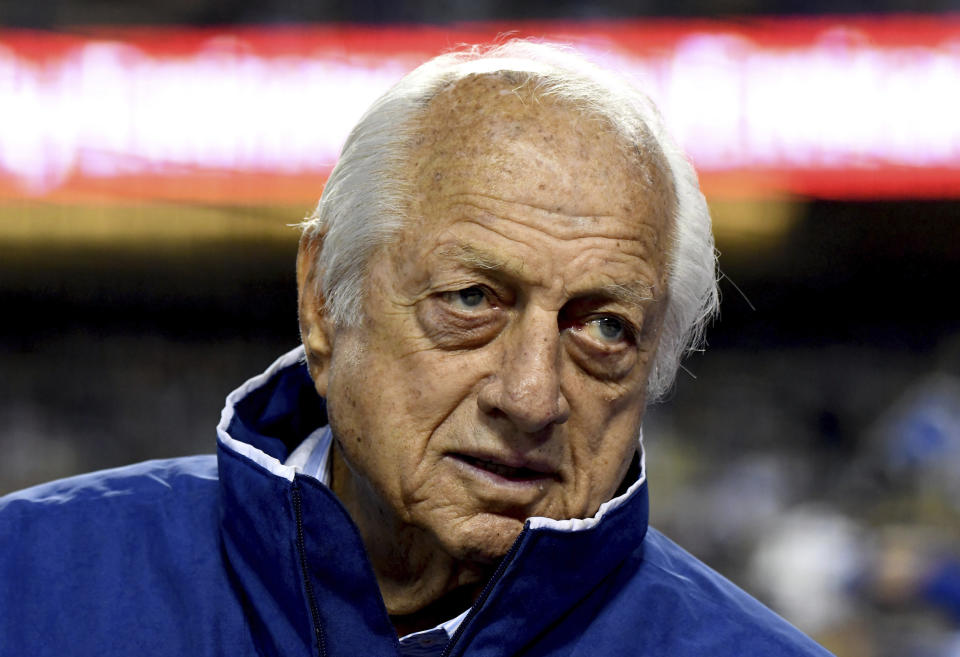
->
[0,42,831,656]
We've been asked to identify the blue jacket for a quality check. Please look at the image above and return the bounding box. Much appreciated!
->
[0,348,832,657]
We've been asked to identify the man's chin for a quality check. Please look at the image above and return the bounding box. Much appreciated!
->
[434,513,527,565]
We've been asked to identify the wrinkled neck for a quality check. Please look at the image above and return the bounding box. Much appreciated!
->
[330,444,493,635]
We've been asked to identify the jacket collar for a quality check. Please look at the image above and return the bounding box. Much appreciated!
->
[216,347,650,657]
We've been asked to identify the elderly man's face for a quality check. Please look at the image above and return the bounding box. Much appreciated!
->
[306,76,672,563]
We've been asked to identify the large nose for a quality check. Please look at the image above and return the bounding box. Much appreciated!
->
[477,309,571,433]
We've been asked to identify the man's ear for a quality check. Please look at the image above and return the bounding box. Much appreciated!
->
[297,232,333,398]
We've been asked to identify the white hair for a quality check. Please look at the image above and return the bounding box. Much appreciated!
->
[301,40,718,402]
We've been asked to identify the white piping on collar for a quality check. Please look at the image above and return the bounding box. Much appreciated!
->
[219,344,648,531]
[284,423,647,535]
[216,345,308,482]
[526,428,646,532]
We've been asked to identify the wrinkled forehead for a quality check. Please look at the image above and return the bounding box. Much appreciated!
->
[406,72,675,228]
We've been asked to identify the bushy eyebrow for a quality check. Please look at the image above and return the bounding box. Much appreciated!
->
[435,243,509,271]
[596,282,655,310]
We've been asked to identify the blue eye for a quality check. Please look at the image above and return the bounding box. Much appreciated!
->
[442,286,488,310]
[585,316,627,343]
[458,287,485,307]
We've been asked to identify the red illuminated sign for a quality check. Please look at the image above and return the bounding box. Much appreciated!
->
[1,17,958,202]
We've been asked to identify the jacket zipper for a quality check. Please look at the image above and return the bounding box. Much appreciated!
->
[293,483,328,657]
[439,526,530,657]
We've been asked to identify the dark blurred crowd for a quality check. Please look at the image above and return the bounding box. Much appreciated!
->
[646,336,960,657]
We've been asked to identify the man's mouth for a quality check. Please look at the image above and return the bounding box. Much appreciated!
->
[452,453,555,483]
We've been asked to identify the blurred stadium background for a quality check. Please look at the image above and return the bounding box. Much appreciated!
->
[2,2,959,656]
